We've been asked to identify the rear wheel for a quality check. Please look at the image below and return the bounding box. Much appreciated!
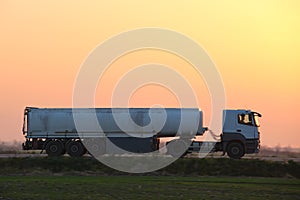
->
[84,138,106,156]
[45,140,65,157]
[227,142,244,159]
[66,141,86,157]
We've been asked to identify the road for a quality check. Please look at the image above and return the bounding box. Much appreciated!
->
[0,152,299,162]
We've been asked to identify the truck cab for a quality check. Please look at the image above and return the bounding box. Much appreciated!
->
[222,109,261,159]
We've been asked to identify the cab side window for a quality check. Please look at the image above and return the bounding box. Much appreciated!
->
[238,114,253,126]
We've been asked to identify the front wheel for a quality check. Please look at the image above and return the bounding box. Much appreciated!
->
[227,142,244,159]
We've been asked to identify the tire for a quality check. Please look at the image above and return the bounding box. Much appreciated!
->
[84,138,106,156]
[166,139,189,158]
[66,141,86,157]
[46,140,65,157]
[227,142,244,159]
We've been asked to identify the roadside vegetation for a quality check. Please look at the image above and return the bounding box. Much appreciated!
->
[0,156,299,178]
[0,141,21,154]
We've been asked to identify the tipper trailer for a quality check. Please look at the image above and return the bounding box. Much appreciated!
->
[22,107,261,159]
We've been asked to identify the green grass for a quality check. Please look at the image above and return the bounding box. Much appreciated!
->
[1,157,299,199]
[0,176,299,200]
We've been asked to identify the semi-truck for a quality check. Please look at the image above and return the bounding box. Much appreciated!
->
[22,107,261,159]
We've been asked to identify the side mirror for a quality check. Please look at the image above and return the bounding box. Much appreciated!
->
[252,112,262,117]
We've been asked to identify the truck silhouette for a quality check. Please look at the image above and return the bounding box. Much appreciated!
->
[22,107,261,159]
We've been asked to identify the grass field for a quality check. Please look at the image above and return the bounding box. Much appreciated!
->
[0,157,299,199]
[0,176,299,200]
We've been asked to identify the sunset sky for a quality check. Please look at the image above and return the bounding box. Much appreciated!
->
[0,1,299,148]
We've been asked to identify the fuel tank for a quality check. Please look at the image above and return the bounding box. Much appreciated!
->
[24,107,205,138]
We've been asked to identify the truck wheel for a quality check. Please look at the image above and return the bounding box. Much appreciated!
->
[166,139,188,158]
[46,140,64,157]
[84,138,106,156]
[227,142,244,159]
[66,141,86,157]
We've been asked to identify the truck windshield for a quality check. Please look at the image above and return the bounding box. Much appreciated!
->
[252,113,261,127]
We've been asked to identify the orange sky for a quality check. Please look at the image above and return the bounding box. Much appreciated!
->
[0,1,299,147]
